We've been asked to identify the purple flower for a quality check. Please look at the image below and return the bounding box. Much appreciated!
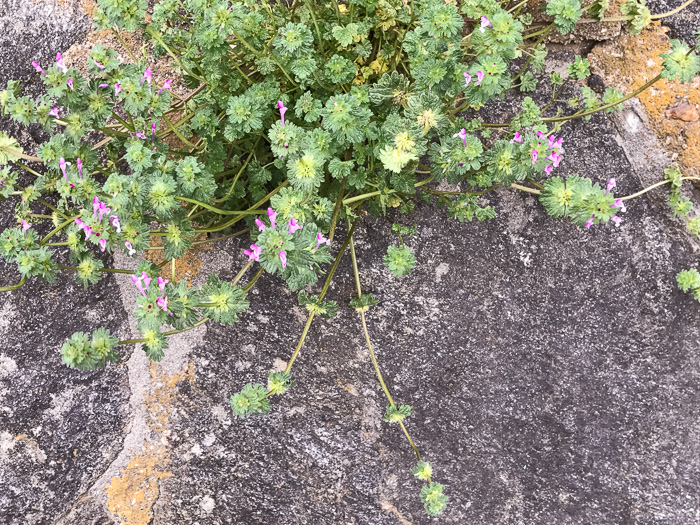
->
[244,243,263,261]
[267,207,277,230]
[279,250,287,268]
[611,199,627,213]
[32,61,47,77]
[158,79,172,95]
[553,137,563,149]
[156,296,169,312]
[151,123,157,142]
[97,202,110,222]
[48,107,59,118]
[605,178,616,195]
[59,158,70,182]
[536,131,545,139]
[76,158,83,179]
[544,165,553,175]
[547,135,556,148]
[67,78,74,91]
[97,83,109,94]
[21,220,30,237]
[131,274,148,296]
[98,238,107,252]
[124,241,136,256]
[585,215,595,229]
[277,101,288,126]
[109,215,121,233]
[140,272,152,291]
[546,151,561,167]
[453,128,468,148]
[480,16,492,33]
[135,132,147,139]
[509,132,522,144]
[531,149,538,165]
[115,83,121,96]
[140,67,152,85]
[611,216,622,227]
[92,197,101,218]
[314,232,330,251]
[288,218,302,234]
[255,218,266,232]
[476,71,485,85]
[93,59,106,70]
[157,277,169,293]
[56,53,68,73]
[463,71,472,88]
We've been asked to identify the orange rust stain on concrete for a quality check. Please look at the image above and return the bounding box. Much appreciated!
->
[105,363,196,525]
[589,23,700,177]
[144,235,212,286]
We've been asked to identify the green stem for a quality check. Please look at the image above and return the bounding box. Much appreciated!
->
[232,260,254,286]
[620,176,700,201]
[57,264,134,274]
[511,183,541,195]
[117,318,210,346]
[112,27,139,62]
[243,267,263,292]
[0,275,27,292]
[283,218,360,374]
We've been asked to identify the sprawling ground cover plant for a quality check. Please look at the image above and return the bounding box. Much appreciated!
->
[0,0,698,516]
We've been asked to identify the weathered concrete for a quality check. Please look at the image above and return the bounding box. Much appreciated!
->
[2,3,700,525]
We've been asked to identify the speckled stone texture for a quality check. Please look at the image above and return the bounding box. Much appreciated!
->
[1,2,700,525]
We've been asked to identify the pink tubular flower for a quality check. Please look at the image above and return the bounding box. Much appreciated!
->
[547,135,556,148]
[476,71,485,86]
[585,215,595,229]
[93,59,106,70]
[255,218,266,232]
[98,238,107,252]
[32,61,47,77]
[110,216,121,232]
[67,78,74,91]
[109,215,121,233]
[140,67,152,85]
[244,244,263,261]
[157,277,169,294]
[536,131,545,139]
[124,241,136,256]
[92,196,101,217]
[611,199,627,213]
[48,107,59,118]
[606,178,616,195]
[611,216,622,227]
[546,151,561,168]
[97,202,110,222]
[288,218,302,234]
[531,149,538,165]
[463,71,472,88]
[156,296,169,312]
[453,128,468,148]
[97,83,109,94]
[131,274,148,296]
[135,132,147,139]
[314,232,330,251]
[267,207,277,230]
[56,53,67,73]
[509,132,522,144]
[277,101,288,126]
[59,158,69,181]
[553,137,563,149]
[544,165,553,175]
[114,83,121,96]
[158,79,172,95]
[278,250,287,268]
[480,16,492,33]
[76,158,83,179]
[151,123,157,142]
[21,220,31,237]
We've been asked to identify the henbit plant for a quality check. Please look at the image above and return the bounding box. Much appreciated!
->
[1,0,699,516]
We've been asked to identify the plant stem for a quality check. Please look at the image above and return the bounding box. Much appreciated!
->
[117,318,210,346]
[112,27,139,62]
[232,260,254,286]
[57,264,134,274]
[511,183,541,195]
[620,176,700,201]
[0,275,26,292]
[283,218,360,374]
